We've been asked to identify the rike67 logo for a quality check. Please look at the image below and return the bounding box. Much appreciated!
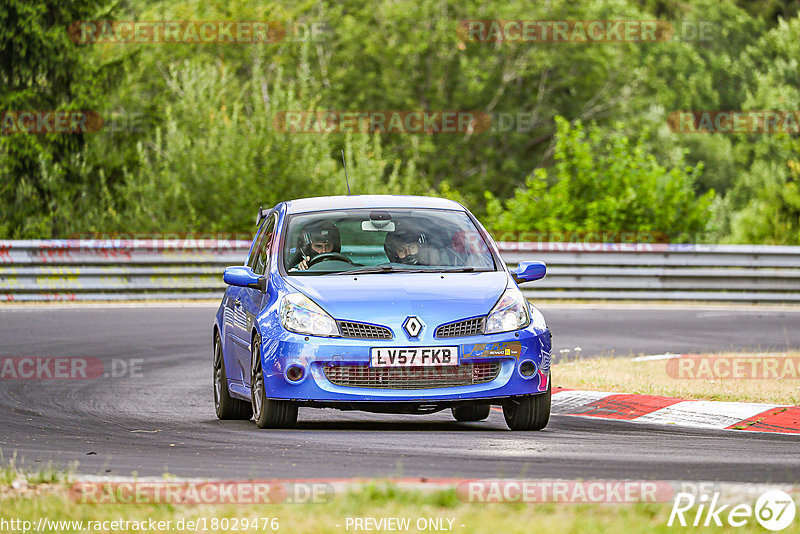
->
[668,489,796,531]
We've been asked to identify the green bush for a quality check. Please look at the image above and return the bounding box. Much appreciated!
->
[484,117,713,241]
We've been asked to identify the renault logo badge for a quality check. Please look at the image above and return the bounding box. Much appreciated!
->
[403,316,424,338]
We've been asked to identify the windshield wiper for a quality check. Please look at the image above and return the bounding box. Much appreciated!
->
[436,267,475,273]
[333,266,431,275]
[333,265,396,275]
[435,267,496,273]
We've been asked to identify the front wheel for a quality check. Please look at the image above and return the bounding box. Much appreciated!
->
[251,335,298,429]
[503,382,551,431]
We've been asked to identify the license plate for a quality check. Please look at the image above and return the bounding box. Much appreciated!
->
[370,346,459,367]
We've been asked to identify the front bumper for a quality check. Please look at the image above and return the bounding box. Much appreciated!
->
[247,326,551,403]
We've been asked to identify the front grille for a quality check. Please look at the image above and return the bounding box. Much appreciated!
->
[323,362,501,389]
[337,321,393,339]
[435,317,485,338]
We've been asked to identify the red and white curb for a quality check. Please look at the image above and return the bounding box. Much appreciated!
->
[551,388,800,434]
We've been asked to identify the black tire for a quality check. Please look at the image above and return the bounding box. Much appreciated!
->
[503,382,551,431]
[214,332,252,420]
[251,335,298,429]
[452,404,491,422]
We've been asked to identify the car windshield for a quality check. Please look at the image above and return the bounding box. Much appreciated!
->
[282,208,496,275]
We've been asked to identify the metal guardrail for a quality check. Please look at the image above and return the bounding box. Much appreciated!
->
[0,240,249,302]
[502,242,800,302]
[1,240,799,302]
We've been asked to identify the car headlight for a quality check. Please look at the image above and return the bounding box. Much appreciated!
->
[280,293,339,337]
[485,287,531,334]
[529,303,547,331]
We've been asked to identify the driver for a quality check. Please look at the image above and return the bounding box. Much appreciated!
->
[288,220,341,270]
[384,230,447,266]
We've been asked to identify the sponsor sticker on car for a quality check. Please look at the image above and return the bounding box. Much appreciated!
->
[370,347,459,367]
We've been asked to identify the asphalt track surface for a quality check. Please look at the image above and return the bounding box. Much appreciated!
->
[0,304,798,483]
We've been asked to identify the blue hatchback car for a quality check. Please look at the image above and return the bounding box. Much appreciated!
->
[213,195,551,430]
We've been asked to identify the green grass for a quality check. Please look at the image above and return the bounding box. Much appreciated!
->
[0,482,775,533]
[553,352,800,405]
[0,464,787,533]
[0,451,74,486]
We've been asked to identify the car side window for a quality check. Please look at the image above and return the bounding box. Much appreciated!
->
[246,221,268,271]
[252,214,276,275]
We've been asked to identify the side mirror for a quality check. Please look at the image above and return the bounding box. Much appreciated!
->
[223,266,267,292]
[255,206,270,226]
[510,261,546,284]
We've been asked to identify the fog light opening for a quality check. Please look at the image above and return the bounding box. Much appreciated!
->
[519,360,537,378]
[286,365,305,382]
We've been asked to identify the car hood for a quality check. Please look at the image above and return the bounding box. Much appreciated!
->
[284,271,509,330]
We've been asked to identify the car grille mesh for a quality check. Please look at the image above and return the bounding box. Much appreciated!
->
[435,317,485,338]
[323,362,501,389]
[337,321,393,339]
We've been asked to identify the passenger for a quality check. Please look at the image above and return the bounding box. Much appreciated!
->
[384,230,447,266]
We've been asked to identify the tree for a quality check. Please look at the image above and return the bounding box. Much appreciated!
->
[711,15,800,244]
[0,0,117,237]
[90,58,429,234]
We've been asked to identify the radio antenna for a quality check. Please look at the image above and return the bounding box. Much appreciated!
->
[341,149,351,195]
